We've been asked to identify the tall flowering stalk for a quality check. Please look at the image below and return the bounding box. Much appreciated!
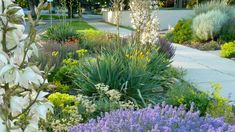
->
[0,0,53,131]
[69,0,73,21]
[60,0,67,22]
[111,0,124,38]
[130,0,160,46]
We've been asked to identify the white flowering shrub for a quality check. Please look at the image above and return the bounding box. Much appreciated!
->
[129,0,160,45]
[192,10,229,41]
[0,0,53,131]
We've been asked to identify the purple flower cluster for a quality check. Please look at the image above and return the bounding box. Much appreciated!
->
[68,104,235,132]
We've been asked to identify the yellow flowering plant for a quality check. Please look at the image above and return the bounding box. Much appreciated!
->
[63,58,79,65]
[52,51,59,57]
[76,49,88,58]
[126,49,150,63]
[46,92,81,131]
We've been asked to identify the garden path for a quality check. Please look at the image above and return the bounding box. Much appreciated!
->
[85,16,235,102]
[172,44,235,102]
[83,15,133,37]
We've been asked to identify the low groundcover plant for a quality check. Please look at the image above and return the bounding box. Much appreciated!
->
[68,103,235,132]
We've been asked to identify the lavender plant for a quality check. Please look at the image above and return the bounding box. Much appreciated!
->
[157,38,175,59]
[68,103,235,132]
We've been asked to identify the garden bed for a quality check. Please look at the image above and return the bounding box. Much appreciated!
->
[3,0,235,131]
[37,18,235,131]
[165,1,235,57]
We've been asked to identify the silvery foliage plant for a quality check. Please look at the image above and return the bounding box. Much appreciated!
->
[0,0,53,131]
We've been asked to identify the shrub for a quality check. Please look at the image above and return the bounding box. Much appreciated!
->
[165,31,174,42]
[42,23,82,42]
[48,92,77,114]
[80,29,118,52]
[166,82,210,115]
[192,10,229,41]
[219,19,235,42]
[49,81,70,93]
[68,104,235,132]
[34,40,80,70]
[72,47,174,107]
[207,83,235,124]
[50,65,76,88]
[186,0,197,8]
[167,82,235,123]
[221,41,235,58]
[194,0,235,17]
[170,19,193,43]
[46,84,137,131]
[46,92,82,131]
[84,83,136,120]
[193,41,221,51]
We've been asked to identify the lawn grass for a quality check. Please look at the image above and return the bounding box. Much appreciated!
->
[40,14,68,20]
[69,21,97,31]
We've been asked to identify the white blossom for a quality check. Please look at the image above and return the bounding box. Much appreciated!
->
[18,67,44,88]
[141,14,160,45]
[0,92,4,106]
[0,118,6,132]
[10,96,29,116]
[0,0,53,131]
[130,0,160,45]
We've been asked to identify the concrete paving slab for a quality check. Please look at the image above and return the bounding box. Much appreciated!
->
[173,44,235,101]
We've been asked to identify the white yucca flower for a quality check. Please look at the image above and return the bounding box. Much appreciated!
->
[0,0,53,131]
[130,0,160,45]
[141,14,160,45]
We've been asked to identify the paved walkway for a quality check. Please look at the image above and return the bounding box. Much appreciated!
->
[173,44,235,101]
[85,17,235,102]
[83,15,133,37]
[87,21,133,38]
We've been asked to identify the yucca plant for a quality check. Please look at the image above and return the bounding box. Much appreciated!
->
[42,23,82,42]
[72,46,174,107]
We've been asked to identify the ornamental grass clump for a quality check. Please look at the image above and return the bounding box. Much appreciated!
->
[72,47,173,107]
[42,23,82,43]
[68,103,235,132]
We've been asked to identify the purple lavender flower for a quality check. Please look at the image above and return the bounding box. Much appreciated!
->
[68,104,235,132]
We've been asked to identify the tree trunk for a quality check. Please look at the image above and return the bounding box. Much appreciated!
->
[28,0,36,17]
[67,1,74,18]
